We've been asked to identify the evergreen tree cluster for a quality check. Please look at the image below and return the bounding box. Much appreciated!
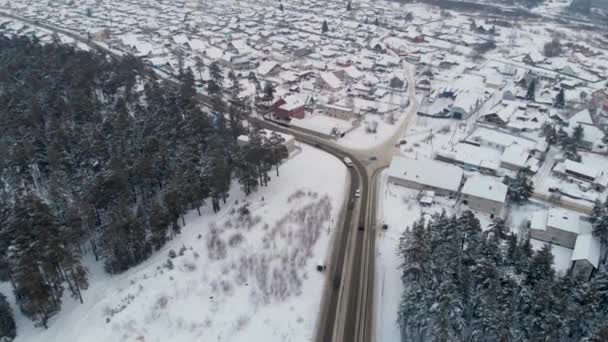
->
[398,211,608,342]
[0,37,287,326]
[503,169,534,204]
[591,198,608,257]
[0,293,16,341]
[541,122,583,162]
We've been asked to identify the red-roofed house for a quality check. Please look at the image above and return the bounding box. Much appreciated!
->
[273,96,305,120]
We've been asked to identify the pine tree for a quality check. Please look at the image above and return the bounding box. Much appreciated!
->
[0,293,16,340]
[554,87,565,108]
[374,17,380,26]
[263,81,275,109]
[346,1,352,10]
[573,124,585,144]
[562,137,582,162]
[503,169,534,204]
[321,20,329,33]
[556,126,569,144]
[542,123,557,144]
[526,78,536,102]
[590,198,605,224]
[279,2,284,11]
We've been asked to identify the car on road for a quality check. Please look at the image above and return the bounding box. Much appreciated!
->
[358,225,364,231]
[333,277,341,289]
[343,157,353,167]
[399,139,407,145]
[369,156,377,161]
[354,189,361,197]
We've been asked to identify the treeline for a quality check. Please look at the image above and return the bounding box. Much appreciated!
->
[398,211,608,342]
[0,36,286,328]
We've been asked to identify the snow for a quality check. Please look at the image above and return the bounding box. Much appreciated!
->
[530,239,573,275]
[3,145,347,342]
[291,114,353,136]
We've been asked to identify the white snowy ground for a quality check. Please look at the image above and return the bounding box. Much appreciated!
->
[2,145,348,342]
[374,171,458,342]
[337,109,408,151]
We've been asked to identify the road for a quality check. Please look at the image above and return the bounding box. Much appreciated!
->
[0,12,418,342]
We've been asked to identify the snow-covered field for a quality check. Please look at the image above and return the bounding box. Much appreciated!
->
[2,145,348,342]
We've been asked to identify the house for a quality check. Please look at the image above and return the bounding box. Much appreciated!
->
[467,127,537,153]
[293,46,314,57]
[272,96,306,120]
[416,78,431,91]
[321,103,355,120]
[485,74,504,90]
[522,51,545,65]
[434,143,501,175]
[335,65,364,83]
[451,91,483,119]
[387,157,464,196]
[461,176,508,217]
[567,109,606,150]
[389,76,406,90]
[317,72,342,92]
[530,208,580,248]
[552,159,608,191]
[571,234,601,280]
[257,61,281,77]
[500,144,530,171]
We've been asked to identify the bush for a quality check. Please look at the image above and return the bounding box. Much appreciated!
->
[0,293,16,340]
[168,249,177,259]
[543,37,562,57]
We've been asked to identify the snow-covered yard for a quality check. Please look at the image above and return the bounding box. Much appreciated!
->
[2,145,348,342]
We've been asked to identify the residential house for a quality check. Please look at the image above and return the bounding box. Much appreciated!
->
[321,103,355,120]
[273,96,306,120]
[387,157,464,196]
[317,72,342,92]
[522,51,545,65]
[552,159,608,191]
[461,176,508,217]
[257,61,281,77]
[530,208,580,248]
[571,234,601,280]
[335,65,364,83]
[500,144,530,171]
[451,91,483,119]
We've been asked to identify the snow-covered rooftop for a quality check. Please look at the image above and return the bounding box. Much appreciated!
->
[572,234,601,268]
[388,157,463,193]
[320,71,342,89]
[461,176,508,204]
[547,208,580,234]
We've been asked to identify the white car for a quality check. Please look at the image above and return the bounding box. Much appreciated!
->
[343,157,353,167]
[355,189,361,197]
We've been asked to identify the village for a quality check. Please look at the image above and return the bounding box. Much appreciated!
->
[1,0,608,341]
[3,0,608,312]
